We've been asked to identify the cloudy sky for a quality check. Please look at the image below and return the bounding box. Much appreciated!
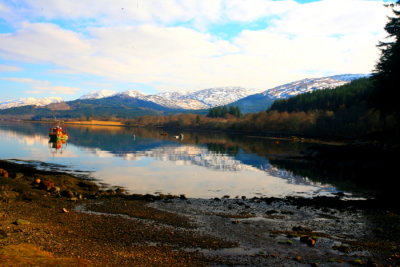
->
[0,0,394,101]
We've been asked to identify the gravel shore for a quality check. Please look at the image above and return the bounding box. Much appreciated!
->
[1,159,400,266]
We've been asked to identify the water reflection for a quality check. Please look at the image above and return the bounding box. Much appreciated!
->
[0,121,345,198]
[48,139,68,155]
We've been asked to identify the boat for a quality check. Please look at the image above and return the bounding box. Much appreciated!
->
[49,126,68,141]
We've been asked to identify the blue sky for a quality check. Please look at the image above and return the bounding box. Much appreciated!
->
[0,0,394,101]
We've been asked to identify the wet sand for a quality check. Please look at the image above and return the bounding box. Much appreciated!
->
[1,159,400,266]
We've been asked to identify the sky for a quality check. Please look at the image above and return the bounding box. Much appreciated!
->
[0,0,395,101]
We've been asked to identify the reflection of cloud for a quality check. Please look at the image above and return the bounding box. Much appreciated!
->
[95,161,321,199]
[0,127,78,158]
[82,148,114,158]
[0,129,48,146]
[0,125,334,198]
[111,145,258,172]
[83,143,316,188]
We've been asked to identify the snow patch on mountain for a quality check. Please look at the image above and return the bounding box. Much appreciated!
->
[79,90,117,100]
[182,87,261,107]
[111,87,259,110]
[264,74,369,100]
[0,97,64,110]
[117,90,146,99]
[328,74,371,82]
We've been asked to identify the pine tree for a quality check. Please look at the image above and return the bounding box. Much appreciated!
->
[372,1,400,120]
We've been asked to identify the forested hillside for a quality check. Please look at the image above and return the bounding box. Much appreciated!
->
[269,78,373,113]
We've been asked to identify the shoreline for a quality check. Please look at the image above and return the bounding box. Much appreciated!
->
[7,119,378,145]
[1,159,400,266]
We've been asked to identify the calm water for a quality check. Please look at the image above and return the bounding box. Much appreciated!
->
[0,122,343,198]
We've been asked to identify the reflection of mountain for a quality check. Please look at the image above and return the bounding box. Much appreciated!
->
[83,144,312,185]
[5,122,394,199]
[0,122,312,185]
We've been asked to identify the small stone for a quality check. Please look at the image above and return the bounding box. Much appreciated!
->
[0,168,9,178]
[50,186,61,194]
[300,236,310,243]
[115,187,125,194]
[0,229,8,239]
[307,238,316,247]
[14,219,30,225]
[266,210,278,215]
[293,256,303,262]
[278,240,294,245]
[13,173,24,179]
[335,192,345,197]
[293,226,313,233]
[62,190,74,198]
[281,210,294,215]
[349,259,363,265]
[39,181,55,191]
[333,245,351,253]
[366,259,379,267]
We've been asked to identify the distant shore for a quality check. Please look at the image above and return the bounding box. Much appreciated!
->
[1,159,400,266]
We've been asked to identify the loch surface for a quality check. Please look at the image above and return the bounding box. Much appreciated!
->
[0,122,350,198]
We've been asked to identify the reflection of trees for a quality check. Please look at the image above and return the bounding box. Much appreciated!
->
[2,122,390,197]
[269,145,397,200]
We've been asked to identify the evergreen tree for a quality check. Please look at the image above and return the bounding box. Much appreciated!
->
[207,105,242,118]
[372,1,400,120]
[228,106,242,117]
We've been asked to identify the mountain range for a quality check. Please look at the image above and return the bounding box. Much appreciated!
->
[0,74,369,119]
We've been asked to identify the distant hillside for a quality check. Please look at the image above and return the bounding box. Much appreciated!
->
[228,74,368,113]
[269,78,373,112]
[0,74,370,119]
[0,95,182,120]
[228,93,274,113]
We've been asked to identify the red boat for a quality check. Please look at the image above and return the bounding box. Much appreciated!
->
[49,126,68,141]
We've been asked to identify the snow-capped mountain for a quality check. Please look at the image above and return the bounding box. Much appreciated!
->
[117,90,146,99]
[76,75,368,110]
[263,74,369,100]
[79,90,117,100]
[329,74,371,82]
[181,87,261,107]
[144,87,258,109]
[79,86,258,110]
[0,97,63,110]
[143,94,208,110]
[0,74,369,112]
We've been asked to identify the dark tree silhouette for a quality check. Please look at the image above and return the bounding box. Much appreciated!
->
[372,1,400,121]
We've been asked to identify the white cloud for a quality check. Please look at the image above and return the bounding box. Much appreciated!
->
[0,64,22,71]
[2,0,225,27]
[224,0,298,22]
[0,1,392,91]
[269,0,389,37]
[2,77,81,95]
